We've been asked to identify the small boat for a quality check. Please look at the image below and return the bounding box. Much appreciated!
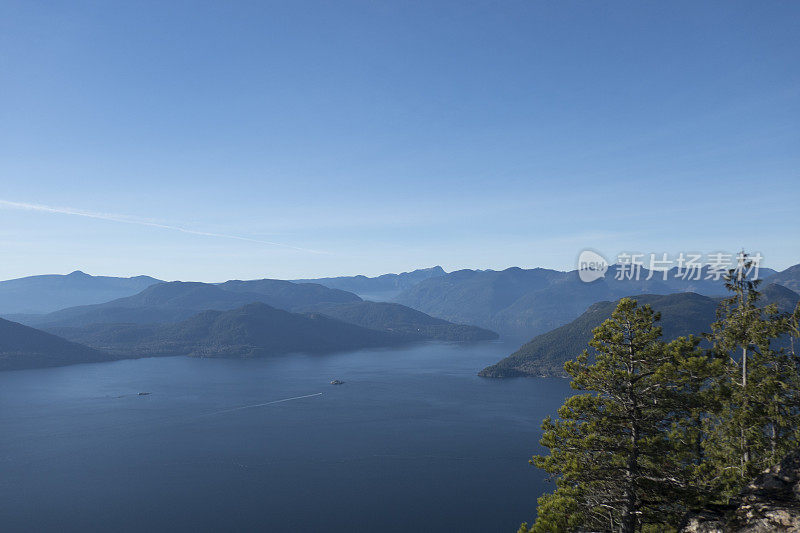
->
[330,380,345,385]
[138,392,151,396]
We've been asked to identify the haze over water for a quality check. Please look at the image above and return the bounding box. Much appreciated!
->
[0,341,571,532]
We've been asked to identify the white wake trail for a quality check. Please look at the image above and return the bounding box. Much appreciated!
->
[207,392,323,415]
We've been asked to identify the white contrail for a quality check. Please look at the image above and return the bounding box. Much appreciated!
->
[206,392,324,415]
[0,199,326,254]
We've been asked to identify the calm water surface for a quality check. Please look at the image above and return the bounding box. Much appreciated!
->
[0,341,572,532]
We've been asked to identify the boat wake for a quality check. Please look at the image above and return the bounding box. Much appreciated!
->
[206,392,323,415]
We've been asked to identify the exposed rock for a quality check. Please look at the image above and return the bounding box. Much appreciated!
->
[681,449,800,532]
[681,505,731,533]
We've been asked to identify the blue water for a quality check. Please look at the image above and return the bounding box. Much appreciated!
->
[0,341,572,532]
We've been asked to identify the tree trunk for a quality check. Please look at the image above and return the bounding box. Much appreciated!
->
[622,338,639,533]
[621,421,639,533]
[741,346,749,470]
[742,346,747,388]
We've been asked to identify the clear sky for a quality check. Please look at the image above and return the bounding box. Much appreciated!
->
[1,1,798,282]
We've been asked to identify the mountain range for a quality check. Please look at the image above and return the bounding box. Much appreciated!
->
[479,283,800,378]
[12,279,360,328]
[0,270,161,314]
[766,263,800,293]
[1,263,798,373]
[48,302,408,359]
[295,301,498,341]
[5,298,495,371]
[48,298,497,354]
[0,271,499,370]
[0,317,117,371]
[295,266,446,300]
[393,264,791,340]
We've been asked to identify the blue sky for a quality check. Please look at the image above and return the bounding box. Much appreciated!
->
[1,1,798,281]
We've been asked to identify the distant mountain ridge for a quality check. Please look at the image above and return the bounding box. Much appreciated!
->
[0,270,161,314]
[16,279,361,329]
[766,263,800,293]
[479,283,800,378]
[3,263,797,371]
[294,266,446,300]
[49,302,410,358]
[51,299,498,354]
[0,317,116,371]
[0,294,500,371]
[2,263,796,373]
[394,263,795,339]
[218,278,360,308]
[296,301,498,341]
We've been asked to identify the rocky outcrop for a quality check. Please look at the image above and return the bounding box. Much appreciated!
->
[681,449,800,532]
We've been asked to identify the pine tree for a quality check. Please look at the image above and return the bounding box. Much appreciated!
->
[704,255,800,497]
[525,298,707,532]
[519,255,800,531]
[659,336,725,509]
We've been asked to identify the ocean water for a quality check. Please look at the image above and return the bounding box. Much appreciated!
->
[0,341,572,532]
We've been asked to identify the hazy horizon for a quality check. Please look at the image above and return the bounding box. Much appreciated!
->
[0,256,791,286]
